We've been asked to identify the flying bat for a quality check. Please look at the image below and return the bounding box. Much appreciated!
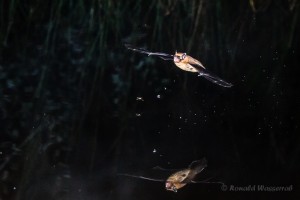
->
[118,158,223,192]
[125,44,233,88]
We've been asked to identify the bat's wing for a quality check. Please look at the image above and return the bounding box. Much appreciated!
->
[125,44,174,60]
[187,56,206,69]
[191,180,225,185]
[117,173,165,182]
[190,174,225,185]
[152,166,182,172]
[188,158,207,174]
[197,69,233,88]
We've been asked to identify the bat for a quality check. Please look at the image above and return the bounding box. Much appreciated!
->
[118,158,224,192]
[125,44,233,88]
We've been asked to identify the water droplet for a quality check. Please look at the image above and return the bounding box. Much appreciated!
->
[136,97,144,101]
[157,95,161,99]
[153,149,157,153]
[136,113,141,117]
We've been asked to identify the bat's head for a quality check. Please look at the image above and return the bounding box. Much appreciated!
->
[165,181,177,192]
[174,52,187,63]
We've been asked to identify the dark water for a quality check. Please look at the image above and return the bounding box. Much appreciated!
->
[0,1,299,199]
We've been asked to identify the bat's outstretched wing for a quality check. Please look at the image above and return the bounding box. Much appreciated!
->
[197,69,233,88]
[189,174,224,185]
[117,173,165,182]
[191,180,225,185]
[187,56,206,69]
[188,158,207,173]
[125,44,174,60]
[152,166,183,172]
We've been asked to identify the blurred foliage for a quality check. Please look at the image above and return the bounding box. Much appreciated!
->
[0,0,299,199]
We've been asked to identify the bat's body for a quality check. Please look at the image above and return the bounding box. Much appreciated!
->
[173,52,205,72]
[125,44,233,88]
[118,158,223,192]
[165,159,207,192]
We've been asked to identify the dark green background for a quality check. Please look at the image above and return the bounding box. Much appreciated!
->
[0,0,299,199]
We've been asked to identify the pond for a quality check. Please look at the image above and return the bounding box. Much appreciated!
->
[0,0,299,199]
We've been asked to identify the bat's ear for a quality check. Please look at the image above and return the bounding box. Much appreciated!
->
[175,50,177,55]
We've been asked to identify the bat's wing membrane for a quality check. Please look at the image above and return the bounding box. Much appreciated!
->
[191,180,225,185]
[125,44,174,60]
[189,173,225,185]
[152,166,182,172]
[188,158,207,174]
[187,56,206,69]
[117,173,165,182]
[197,69,233,88]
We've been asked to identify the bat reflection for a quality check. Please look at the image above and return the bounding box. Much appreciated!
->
[118,158,223,192]
[125,44,233,88]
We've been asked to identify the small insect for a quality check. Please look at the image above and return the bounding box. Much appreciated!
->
[125,44,233,88]
[118,158,223,192]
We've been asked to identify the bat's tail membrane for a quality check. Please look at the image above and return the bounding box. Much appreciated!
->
[189,158,207,174]
[198,70,233,88]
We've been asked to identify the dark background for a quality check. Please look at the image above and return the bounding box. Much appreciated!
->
[0,0,299,199]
